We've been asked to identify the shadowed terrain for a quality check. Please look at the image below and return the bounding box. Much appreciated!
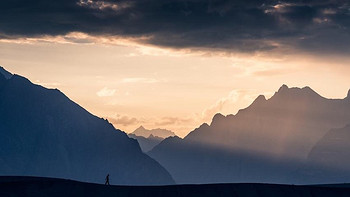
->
[2,176,350,197]
[0,68,174,185]
[148,85,350,184]
[128,134,164,152]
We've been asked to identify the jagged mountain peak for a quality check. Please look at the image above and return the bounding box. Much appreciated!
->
[277,84,316,94]
[132,126,176,138]
[301,86,320,95]
[210,113,225,126]
[137,125,146,130]
[278,84,289,92]
[272,84,323,100]
[148,134,163,140]
[0,66,13,79]
[183,123,210,140]
[256,94,267,101]
[199,122,210,129]
[251,95,267,106]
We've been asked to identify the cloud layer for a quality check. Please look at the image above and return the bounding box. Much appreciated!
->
[1,0,350,54]
[96,87,116,97]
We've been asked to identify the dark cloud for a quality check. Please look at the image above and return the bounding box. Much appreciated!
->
[1,0,350,54]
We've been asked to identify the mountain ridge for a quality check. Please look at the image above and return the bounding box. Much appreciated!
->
[128,133,164,152]
[132,125,176,138]
[0,66,12,79]
[0,67,174,185]
[149,85,350,184]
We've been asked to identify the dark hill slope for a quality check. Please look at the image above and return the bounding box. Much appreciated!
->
[0,71,173,185]
[128,134,164,152]
[1,176,350,197]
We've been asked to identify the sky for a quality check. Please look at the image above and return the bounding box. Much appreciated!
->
[1,0,350,137]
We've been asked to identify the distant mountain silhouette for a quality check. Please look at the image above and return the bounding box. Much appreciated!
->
[149,85,350,184]
[128,134,163,152]
[131,126,176,138]
[0,67,174,185]
[184,85,350,159]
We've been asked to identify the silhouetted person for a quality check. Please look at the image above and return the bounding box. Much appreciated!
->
[105,174,110,185]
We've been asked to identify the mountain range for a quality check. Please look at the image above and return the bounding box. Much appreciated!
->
[148,85,350,184]
[2,65,350,186]
[0,67,174,185]
[128,134,164,152]
[131,126,176,139]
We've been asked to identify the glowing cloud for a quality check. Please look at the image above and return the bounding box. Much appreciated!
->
[96,87,116,97]
[122,78,159,84]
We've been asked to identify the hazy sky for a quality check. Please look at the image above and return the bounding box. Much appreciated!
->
[1,0,350,137]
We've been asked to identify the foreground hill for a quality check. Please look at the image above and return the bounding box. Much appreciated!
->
[0,68,174,185]
[149,85,350,184]
[2,176,350,197]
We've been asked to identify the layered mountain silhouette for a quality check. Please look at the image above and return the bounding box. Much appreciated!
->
[0,67,174,185]
[128,134,163,152]
[148,85,350,184]
[131,126,176,139]
[2,65,350,186]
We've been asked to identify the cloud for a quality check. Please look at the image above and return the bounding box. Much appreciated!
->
[252,68,296,77]
[107,114,139,126]
[1,0,350,54]
[96,87,116,97]
[155,116,192,126]
[77,0,120,11]
[201,90,240,122]
[35,80,61,88]
[200,89,271,122]
[122,77,159,84]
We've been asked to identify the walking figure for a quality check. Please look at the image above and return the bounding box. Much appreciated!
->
[105,174,110,185]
